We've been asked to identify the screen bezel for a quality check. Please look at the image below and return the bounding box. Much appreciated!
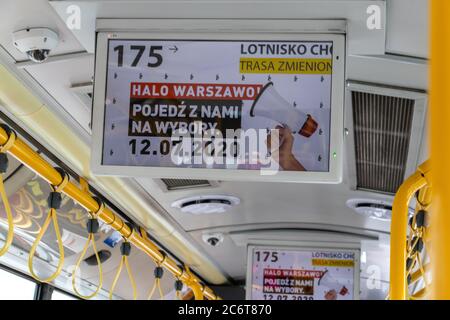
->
[91,30,345,183]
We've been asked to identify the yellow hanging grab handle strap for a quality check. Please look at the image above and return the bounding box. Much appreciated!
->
[109,239,137,300]
[28,169,69,282]
[147,274,164,300]
[0,126,16,257]
[147,266,164,300]
[174,278,184,300]
[72,197,105,299]
[147,253,166,300]
[141,229,166,300]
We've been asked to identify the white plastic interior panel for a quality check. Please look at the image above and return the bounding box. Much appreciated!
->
[49,0,386,55]
[386,0,429,59]
[23,54,94,133]
[346,55,429,91]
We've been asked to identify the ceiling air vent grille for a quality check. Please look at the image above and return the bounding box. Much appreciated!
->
[161,178,212,190]
[352,91,415,194]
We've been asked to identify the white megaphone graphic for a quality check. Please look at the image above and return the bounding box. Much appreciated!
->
[318,270,349,297]
[250,82,318,137]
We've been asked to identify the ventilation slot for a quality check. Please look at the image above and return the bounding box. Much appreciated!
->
[161,178,212,190]
[70,83,93,110]
[352,91,415,194]
[180,199,231,208]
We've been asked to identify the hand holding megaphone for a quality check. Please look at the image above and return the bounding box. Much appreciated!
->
[250,82,318,137]
[266,125,306,171]
[318,270,349,297]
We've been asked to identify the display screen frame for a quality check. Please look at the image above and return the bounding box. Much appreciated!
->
[245,244,361,300]
[91,29,345,183]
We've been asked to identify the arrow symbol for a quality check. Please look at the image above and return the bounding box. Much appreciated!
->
[319,128,323,135]
[112,98,116,104]
[139,73,143,79]
[114,73,117,79]
[190,74,194,80]
[293,101,297,107]
[110,149,114,156]
[169,45,178,53]
[241,75,246,81]
[111,123,115,130]
[164,73,168,79]
[320,102,323,108]
[294,76,298,82]
[216,74,220,80]
[318,155,322,162]
[320,76,324,82]
[268,75,272,81]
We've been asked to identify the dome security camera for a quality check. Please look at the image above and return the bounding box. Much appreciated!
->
[12,28,59,63]
[202,233,224,247]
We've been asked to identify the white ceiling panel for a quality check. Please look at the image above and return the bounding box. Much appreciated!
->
[386,0,429,58]
[137,178,393,234]
[24,54,94,132]
[50,0,386,55]
[187,224,390,299]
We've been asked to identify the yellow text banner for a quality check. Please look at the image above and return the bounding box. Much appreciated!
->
[239,58,332,74]
[312,259,354,267]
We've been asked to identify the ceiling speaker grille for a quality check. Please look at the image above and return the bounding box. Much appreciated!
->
[352,91,415,194]
[161,178,212,190]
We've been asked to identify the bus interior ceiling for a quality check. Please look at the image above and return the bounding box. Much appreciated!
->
[0,0,430,300]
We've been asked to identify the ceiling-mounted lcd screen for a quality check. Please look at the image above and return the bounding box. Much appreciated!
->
[246,245,360,300]
[91,28,344,182]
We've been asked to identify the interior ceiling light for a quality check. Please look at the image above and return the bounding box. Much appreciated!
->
[346,198,414,221]
[171,195,240,215]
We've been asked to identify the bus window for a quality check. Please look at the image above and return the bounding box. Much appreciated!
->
[51,289,77,301]
[0,267,36,300]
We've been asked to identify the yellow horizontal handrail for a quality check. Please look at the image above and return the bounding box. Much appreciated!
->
[0,127,16,257]
[0,126,217,300]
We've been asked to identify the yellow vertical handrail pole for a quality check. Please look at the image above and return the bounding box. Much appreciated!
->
[389,170,427,299]
[185,266,204,300]
[430,0,450,299]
